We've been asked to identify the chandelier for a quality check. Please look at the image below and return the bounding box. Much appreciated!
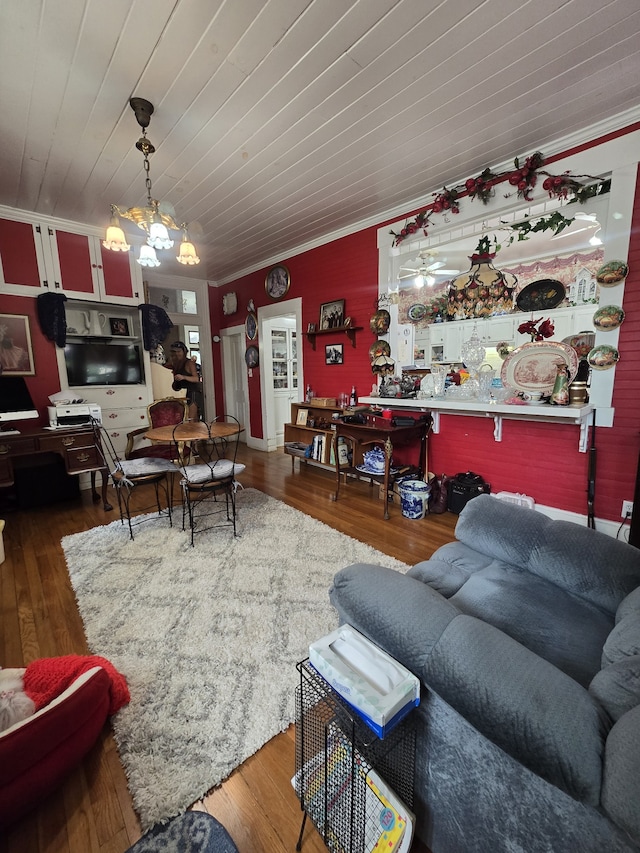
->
[103,98,200,267]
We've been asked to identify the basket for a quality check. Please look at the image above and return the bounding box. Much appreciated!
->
[312,397,337,407]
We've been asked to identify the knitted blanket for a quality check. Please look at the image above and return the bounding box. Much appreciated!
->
[23,655,130,715]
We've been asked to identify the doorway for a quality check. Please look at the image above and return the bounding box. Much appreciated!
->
[259,297,303,452]
[221,326,249,444]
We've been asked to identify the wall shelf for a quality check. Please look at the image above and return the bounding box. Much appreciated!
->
[305,325,363,350]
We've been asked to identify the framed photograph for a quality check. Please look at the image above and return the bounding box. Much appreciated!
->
[319,299,345,330]
[265,264,290,299]
[325,343,344,365]
[188,330,200,345]
[245,312,258,340]
[109,317,129,336]
[244,345,259,368]
[0,314,35,375]
[296,408,309,426]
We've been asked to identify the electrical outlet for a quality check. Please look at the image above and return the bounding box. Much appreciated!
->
[622,500,634,518]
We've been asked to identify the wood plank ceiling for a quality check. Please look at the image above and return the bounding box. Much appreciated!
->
[0,0,639,283]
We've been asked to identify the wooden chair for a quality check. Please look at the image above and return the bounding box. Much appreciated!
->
[125,397,189,461]
[173,417,245,546]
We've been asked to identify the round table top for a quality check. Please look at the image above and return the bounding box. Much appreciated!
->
[145,421,243,442]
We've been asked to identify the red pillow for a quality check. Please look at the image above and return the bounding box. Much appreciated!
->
[0,667,111,827]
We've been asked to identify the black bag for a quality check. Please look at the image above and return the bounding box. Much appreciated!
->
[447,471,490,514]
[428,473,450,514]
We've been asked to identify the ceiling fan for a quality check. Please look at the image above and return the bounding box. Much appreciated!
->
[398,250,461,287]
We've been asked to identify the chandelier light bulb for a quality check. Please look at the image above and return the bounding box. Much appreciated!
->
[147,220,174,250]
[137,244,161,267]
[103,223,130,252]
[177,238,200,265]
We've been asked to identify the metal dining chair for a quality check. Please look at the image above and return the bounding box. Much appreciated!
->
[93,419,177,540]
[172,416,245,545]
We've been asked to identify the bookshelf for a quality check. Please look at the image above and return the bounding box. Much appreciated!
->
[283,401,344,471]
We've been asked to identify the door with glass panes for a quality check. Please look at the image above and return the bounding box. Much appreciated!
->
[271,323,297,446]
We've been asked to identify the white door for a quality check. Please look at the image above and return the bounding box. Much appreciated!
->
[258,297,303,453]
[266,320,298,447]
[221,327,248,441]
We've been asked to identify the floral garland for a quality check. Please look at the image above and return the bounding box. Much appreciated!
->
[389,150,609,247]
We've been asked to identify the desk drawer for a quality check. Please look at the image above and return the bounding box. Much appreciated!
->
[65,445,103,473]
[0,437,37,456]
[0,456,12,486]
[39,432,94,454]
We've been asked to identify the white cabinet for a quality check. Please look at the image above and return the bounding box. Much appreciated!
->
[429,322,462,364]
[85,387,152,457]
[0,212,143,305]
[271,326,298,390]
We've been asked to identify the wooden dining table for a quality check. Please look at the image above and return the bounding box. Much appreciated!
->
[144,421,243,443]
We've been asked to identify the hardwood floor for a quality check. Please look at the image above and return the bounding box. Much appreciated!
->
[0,445,456,853]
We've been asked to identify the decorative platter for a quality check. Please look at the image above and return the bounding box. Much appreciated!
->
[596,260,628,286]
[587,344,620,370]
[515,279,566,312]
[593,305,625,331]
[408,303,427,322]
[370,309,391,334]
[501,341,579,395]
[369,340,391,361]
[562,332,595,359]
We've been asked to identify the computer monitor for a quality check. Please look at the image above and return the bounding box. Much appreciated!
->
[0,375,38,423]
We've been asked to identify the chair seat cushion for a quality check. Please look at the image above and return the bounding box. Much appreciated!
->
[181,461,245,484]
[118,458,178,478]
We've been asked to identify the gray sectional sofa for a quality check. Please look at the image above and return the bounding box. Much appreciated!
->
[329,494,640,853]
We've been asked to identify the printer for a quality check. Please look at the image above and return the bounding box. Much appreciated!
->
[47,403,102,428]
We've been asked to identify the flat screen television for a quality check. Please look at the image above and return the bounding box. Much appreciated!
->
[0,376,39,423]
[63,341,144,387]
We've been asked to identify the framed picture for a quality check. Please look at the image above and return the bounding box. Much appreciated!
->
[325,343,344,365]
[188,330,200,345]
[265,264,290,299]
[109,317,129,336]
[296,408,309,426]
[0,314,35,375]
[244,345,259,368]
[245,313,258,340]
[319,299,345,330]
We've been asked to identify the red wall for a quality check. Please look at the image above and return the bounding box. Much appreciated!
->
[211,138,640,524]
[1,293,59,427]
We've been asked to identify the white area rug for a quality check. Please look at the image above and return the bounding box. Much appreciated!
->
[62,488,408,829]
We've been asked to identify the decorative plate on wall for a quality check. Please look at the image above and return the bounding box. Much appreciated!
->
[515,279,565,312]
[369,340,391,361]
[587,344,620,370]
[245,312,258,340]
[501,341,579,395]
[244,345,259,368]
[408,303,427,322]
[593,305,625,331]
[265,264,290,299]
[596,260,628,286]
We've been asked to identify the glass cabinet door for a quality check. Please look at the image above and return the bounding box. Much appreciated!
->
[271,327,298,390]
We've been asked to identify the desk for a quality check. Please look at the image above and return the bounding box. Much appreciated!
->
[332,417,430,520]
[0,426,111,510]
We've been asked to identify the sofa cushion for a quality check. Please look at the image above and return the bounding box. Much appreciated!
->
[409,541,496,596]
[454,495,640,613]
[425,614,609,804]
[329,564,460,675]
[449,563,614,686]
[590,656,640,722]
[616,585,640,623]
[602,616,640,667]
[601,704,640,844]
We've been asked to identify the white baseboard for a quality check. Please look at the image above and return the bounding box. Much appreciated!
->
[531,502,623,539]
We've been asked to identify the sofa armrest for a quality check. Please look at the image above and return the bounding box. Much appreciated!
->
[426,614,609,804]
[329,563,460,677]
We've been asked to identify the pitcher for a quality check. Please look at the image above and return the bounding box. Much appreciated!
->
[88,311,107,335]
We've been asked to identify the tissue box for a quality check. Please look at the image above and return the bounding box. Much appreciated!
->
[309,625,420,738]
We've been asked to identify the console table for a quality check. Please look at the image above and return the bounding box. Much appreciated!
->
[331,416,430,520]
[0,426,111,510]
